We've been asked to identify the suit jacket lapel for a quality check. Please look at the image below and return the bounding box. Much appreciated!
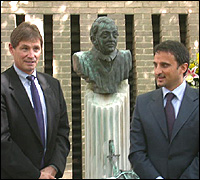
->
[150,89,169,139]
[170,84,199,142]
[8,67,42,142]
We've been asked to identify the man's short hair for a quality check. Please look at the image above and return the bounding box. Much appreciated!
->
[10,21,43,48]
[154,40,190,76]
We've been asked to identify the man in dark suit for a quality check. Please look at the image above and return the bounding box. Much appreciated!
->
[1,22,70,179]
[73,16,132,94]
[128,40,199,179]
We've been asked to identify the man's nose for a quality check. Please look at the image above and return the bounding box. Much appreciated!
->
[154,66,162,75]
[108,34,116,41]
[27,49,35,58]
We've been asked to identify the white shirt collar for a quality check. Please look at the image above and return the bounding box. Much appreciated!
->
[162,80,187,101]
[13,63,37,79]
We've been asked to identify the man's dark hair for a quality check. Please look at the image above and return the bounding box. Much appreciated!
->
[154,40,190,76]
[10,21,43,49]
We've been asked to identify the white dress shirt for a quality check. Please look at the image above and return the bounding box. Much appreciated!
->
[162,80,187,118]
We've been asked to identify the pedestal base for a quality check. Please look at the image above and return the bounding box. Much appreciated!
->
[84,80,131,179]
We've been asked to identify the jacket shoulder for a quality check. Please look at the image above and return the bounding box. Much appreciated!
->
[1,66,15,85]
[137,88,162,102]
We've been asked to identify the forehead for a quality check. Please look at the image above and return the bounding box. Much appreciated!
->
[18,39,41,46]
[154,51,176,62]
[98,23,117,33]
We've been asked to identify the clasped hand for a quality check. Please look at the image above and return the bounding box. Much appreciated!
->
[39,166,57,179]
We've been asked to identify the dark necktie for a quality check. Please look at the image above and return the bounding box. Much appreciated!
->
[165,93,175,140]
[26,75,45,167]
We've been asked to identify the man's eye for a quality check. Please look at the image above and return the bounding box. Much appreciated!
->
[162,63,170,68]
[101,34,108,38]
[113,32,119,38]
[113,34,117,38]
[34,47,40,51]
[22,47,28,51]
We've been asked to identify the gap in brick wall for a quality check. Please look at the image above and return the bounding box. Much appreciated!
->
[44,15,53,76]
[16,14,25,26]
[179,14,188,46]
[152,14,161,89]
[152,14,161,49]
[125,14,135,122]
[70,14,82,179]
[98,14,107,17]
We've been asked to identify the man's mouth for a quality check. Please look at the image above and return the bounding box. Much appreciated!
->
[157,77,165,82]
[24,60,36,64]
[156,74,165,81]
[106,44,115,48]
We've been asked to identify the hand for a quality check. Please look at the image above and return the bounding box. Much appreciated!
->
[39,166,57,179]
[39,171,56,179]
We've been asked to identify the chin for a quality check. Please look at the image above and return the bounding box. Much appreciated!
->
[107,50,115,54]
[157,82,164,88]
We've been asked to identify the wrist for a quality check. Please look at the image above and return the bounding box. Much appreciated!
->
[49,165,58,173]
[49,165,57,176]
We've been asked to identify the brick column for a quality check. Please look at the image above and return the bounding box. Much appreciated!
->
[79,13,97,179]
[53,13,72,179]
[134,13,155,95]
[160,13,180,42]
[1,14,16,72]
[187,13,199,60]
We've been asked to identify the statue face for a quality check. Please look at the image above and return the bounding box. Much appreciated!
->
[96,24,118,55]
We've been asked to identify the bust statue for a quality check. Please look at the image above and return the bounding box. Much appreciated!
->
[73,16,132,94]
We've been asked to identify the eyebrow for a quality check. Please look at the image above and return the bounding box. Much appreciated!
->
[100,30,119,35]
[20,43,40,47]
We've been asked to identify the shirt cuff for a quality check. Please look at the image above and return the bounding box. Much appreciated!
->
[49,164,58,173]
[156,176,164,179]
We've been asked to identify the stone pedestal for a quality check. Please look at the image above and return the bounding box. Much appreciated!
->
[84,80,131,179]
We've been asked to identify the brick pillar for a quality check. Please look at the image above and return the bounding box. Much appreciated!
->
[187,13,199,60]
[134,13,155,95]
[160,13,180,42]
[53,13,72,179]
[1,14,16,72]
[79,13,97,179]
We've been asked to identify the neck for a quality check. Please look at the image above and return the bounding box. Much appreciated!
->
[92,46,118,62]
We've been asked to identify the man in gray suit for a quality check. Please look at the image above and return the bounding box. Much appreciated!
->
[128,40,199,179]
[1,22,70,179]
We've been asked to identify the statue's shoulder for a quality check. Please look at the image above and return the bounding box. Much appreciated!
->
[73,51,92,62]
[118,50,132,60]
[73,51,90,57]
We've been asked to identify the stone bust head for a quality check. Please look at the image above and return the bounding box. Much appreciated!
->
[90,16,119,55]
[72,16,132,94]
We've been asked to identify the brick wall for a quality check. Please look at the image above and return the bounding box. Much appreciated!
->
[1,1,199,179]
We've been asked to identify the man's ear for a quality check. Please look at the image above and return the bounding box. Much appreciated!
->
[9,43,14,55]
[91,36,97,46]
[181,63,189,75]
